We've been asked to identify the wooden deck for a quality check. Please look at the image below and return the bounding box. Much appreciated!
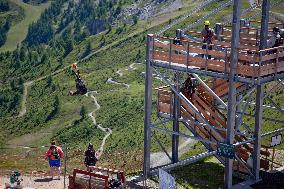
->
[151,36,284,81]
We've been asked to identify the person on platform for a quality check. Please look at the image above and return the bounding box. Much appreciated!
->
[267,27,282,48]
[201,20,214,59]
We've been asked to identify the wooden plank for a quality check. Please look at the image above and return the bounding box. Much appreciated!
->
[237,65,256,77]
[233,162,250,174]
[277,61,284,72]
[213,40,259,50]
[181,100,220,141]
[223,37,257,46]
[154,51,227,72]
[236,148,249,161]
[261,53,278,61]
[260,159,270,170]
[238,53,257,62]
[214,82,243,97]
[181,108,211,139]
[223,30,258,39]
[260,64,276,76]
[181,106,216,140]
[159,103,171,114]
[154,41,227,58]
[159,94,171,100]
[192,97,225,141]
[193,94,226,128]
[154,40,261,62]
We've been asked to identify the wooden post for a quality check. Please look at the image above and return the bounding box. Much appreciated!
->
[270,147,275,170]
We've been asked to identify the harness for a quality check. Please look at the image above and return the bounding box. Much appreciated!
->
[52,147,59,160]
[203,29,213,44]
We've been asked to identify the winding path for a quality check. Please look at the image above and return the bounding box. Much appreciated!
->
[85,91,112,153]
[17,81,33,117]
[17,66,69,117]
[106,63,142,88]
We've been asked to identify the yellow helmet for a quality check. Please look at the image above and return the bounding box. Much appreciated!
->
[204,20,210,26]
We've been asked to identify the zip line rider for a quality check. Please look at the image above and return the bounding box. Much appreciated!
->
[69,63,88,96]
[201,20,214,59]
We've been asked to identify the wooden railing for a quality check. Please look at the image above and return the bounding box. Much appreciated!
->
[68,167,126,189]
[151,35,284,79]
[69,168,109,189]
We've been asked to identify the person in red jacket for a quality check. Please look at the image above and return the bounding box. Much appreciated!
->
[45,141,64,179]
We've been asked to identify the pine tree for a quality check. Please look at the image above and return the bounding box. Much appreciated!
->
[80,106,86,120]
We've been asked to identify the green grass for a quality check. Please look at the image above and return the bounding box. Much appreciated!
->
[0,0,50,52]
[0,0,283,181]
[0,0,24,25]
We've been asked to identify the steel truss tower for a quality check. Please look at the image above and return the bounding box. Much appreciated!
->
[143,0,284,188]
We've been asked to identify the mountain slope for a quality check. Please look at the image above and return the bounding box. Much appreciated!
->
[0,0,283,181]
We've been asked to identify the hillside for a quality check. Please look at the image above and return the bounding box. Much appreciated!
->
[0,0,284,188]
[0,0,24,47]
[0,0,50,51]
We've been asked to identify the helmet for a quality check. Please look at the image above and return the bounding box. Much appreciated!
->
[273,27,280,33]
[204,20,210,26]
[71,63,78,70]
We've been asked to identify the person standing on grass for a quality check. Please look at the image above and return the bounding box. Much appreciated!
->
[84,143,102,171]
[45,141,64,180]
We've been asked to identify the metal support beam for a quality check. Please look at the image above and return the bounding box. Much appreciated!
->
[236,92,254,133]
[150,150,217,175]
[192,73,228,109]
[217,107,284,124]
[172,29,183,163]
[172,71,180,163]
[253,85,264,181]
[150,125,219,146]
[153,133,172,162]
[235,86,256,106]
[225,1,241,188]
[278,79,284,87]
[263,80,282,99]
[143,34,154,178]
[241,100,284,111]
[266,96,284,114]
[252,0,270,181]
[236,94,242,132]
[262,127,284,137]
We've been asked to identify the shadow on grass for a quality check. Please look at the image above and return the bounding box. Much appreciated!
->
[171,160,225,189]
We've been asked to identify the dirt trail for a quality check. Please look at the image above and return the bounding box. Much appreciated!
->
[86,91,112,153]
[17,66,69,118]
[106,63,142,89]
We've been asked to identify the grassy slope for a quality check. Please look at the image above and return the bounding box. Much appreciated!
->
[0,0,50,52]
[0,0,24,25]
[0,0,283,188]
[0,0,198,173]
